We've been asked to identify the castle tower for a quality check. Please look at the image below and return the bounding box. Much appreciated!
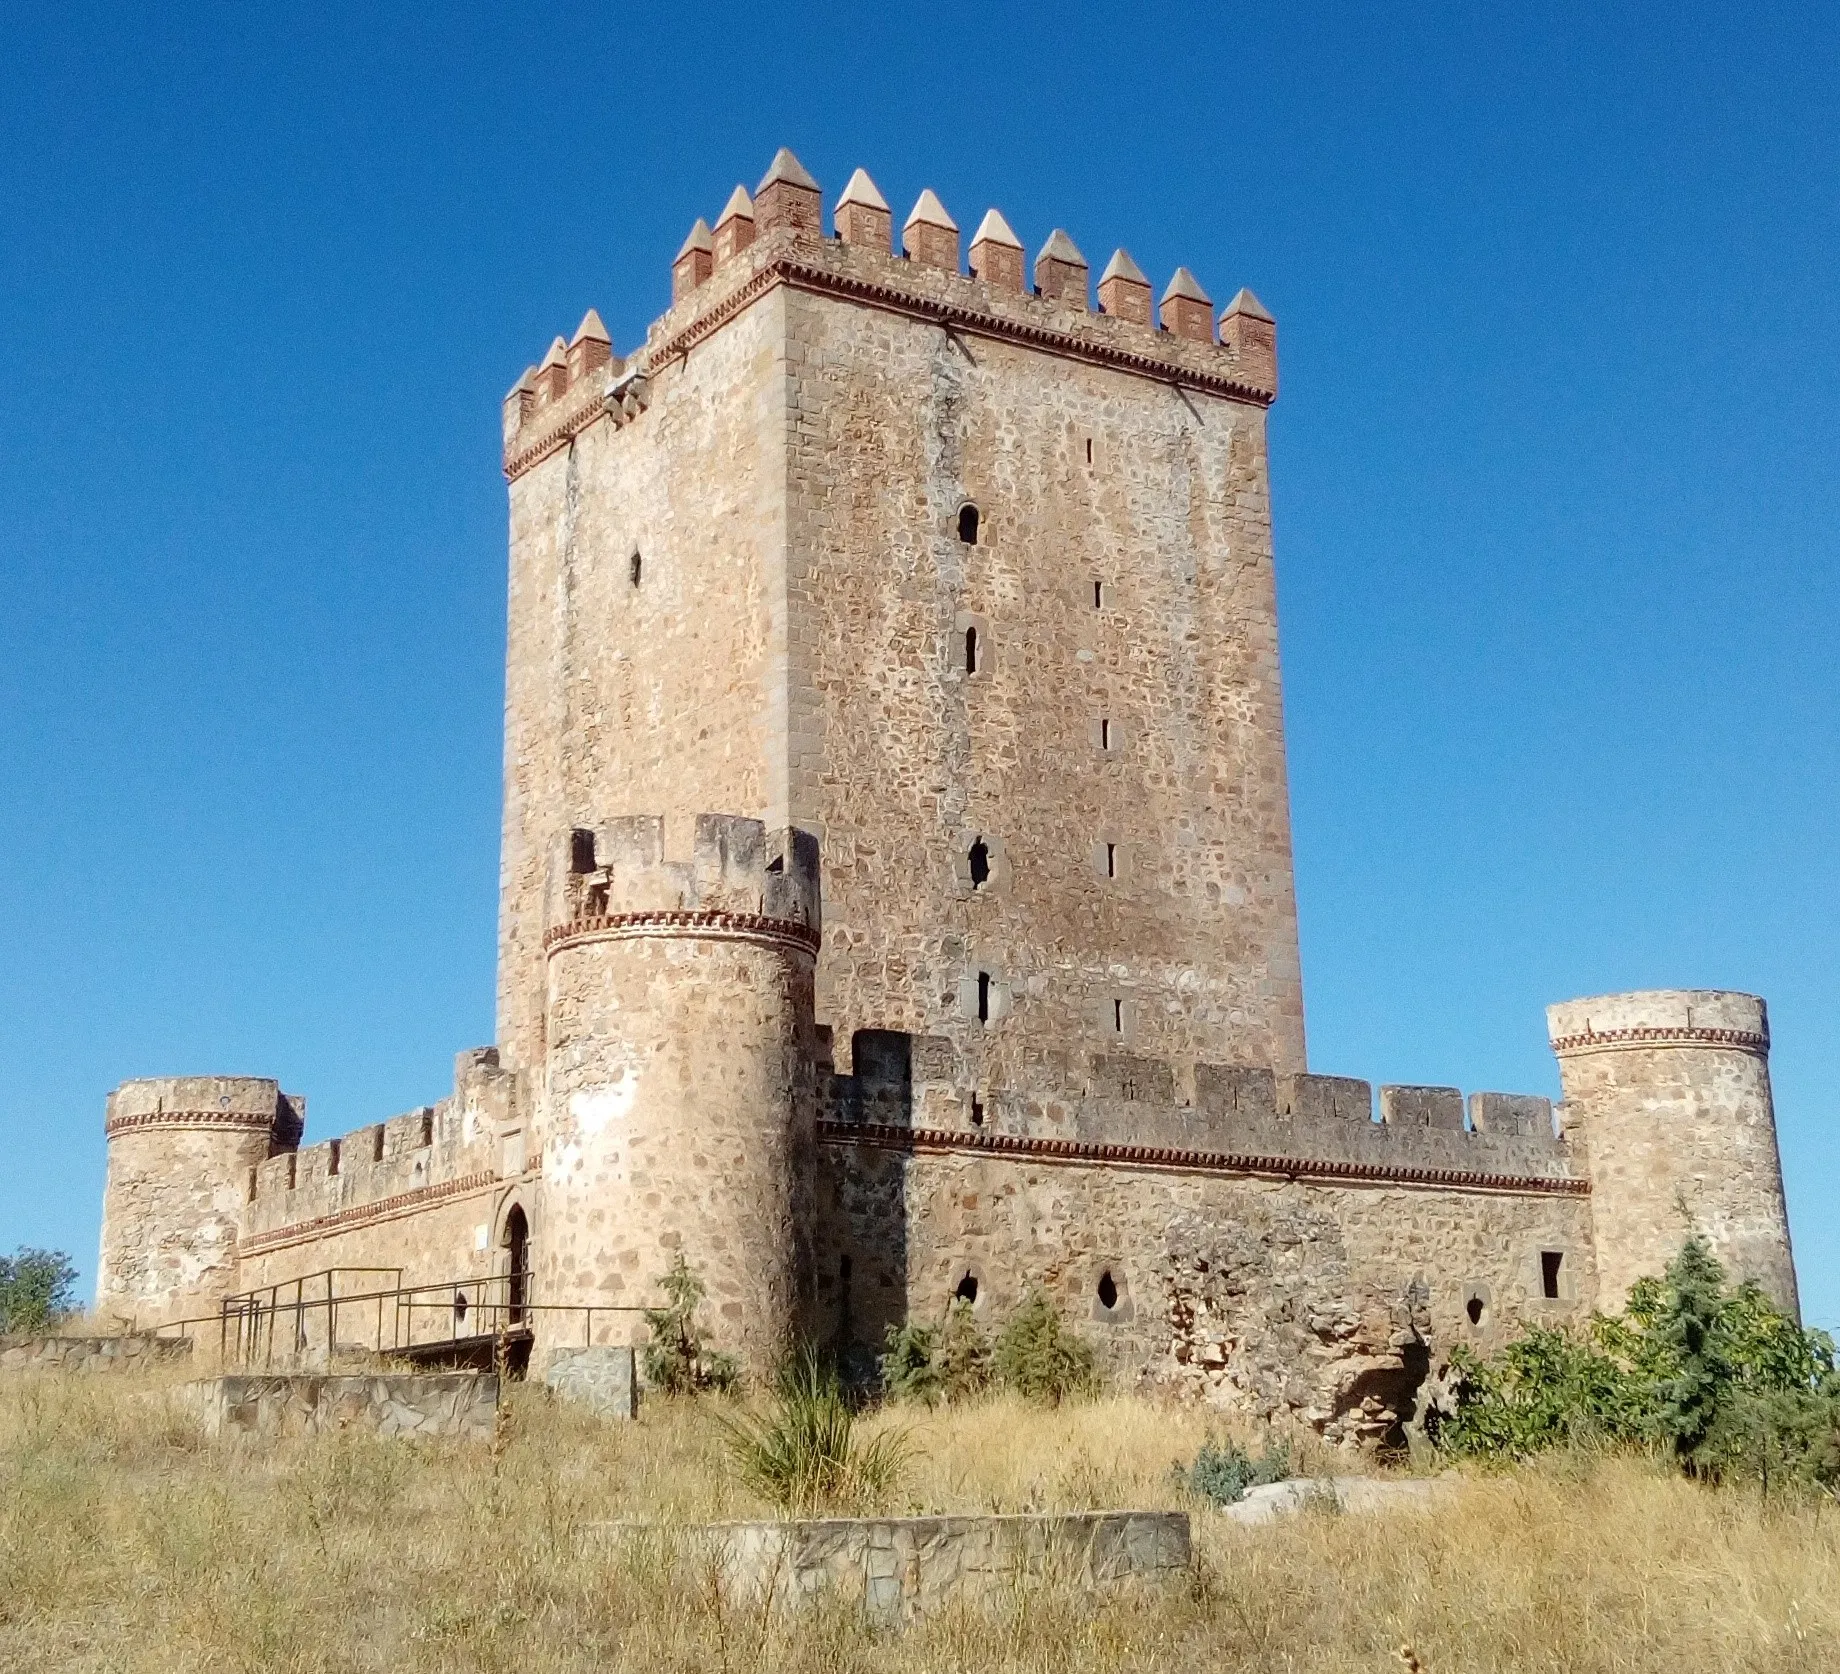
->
[1548,990,1798,1315]
[96,1076,302,1325]
[537,813,821,1371]
[496,149,1305,1119]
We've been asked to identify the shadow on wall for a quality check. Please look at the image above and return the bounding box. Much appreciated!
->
[817,1029,913,1372]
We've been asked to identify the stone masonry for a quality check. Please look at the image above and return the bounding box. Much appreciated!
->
[91,150,1802,1439]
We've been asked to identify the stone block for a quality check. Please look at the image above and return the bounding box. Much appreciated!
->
[1194,1064,1278,1123]
[1087,1055,1175,1105]
[1379,1086,1465,1130]
[544,1346,637,1419]
[1468,1091,1554,1138]
[1277,1074,1372,1123]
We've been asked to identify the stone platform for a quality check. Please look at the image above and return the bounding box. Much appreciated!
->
[176,1373,498,1440]
[590,1509,1190,1622]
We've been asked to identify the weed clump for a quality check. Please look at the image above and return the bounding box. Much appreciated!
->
[883,1290,1094,1406]
[717,1349,912,1513]
[1175,1436,1292,1507]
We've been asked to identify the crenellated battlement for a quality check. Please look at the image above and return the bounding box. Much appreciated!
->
[104,1076,304,1147]
[820,1032,1576,1192]
[501,148,1278,480]
[543,814,821,950]
[238,1049,513,1248]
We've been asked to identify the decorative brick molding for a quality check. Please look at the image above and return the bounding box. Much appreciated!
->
[655,254,1275,405]
[104,1109,278,1139]
[818,1121,1591,1198]
[237,1171,498,1257]
[545,909,821,960]
[1549,1025,1769,1059]
[503,248,1277,483]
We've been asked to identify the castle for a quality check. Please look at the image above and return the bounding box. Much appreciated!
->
[94,150,1800,1440]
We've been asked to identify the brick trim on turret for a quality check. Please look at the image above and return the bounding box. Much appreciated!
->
[1549,1025,1769,1058]
[544,909,822,959]
[817,1121,1591,1197]
[104,1109,278,1139]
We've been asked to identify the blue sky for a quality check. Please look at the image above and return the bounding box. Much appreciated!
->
[2,4,1835,1326]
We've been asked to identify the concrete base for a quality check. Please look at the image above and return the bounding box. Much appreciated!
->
[542,1345,637,1418]
[0,1334,192,1374]
[176,1373,498,1440]
[590,1510,1190,1622]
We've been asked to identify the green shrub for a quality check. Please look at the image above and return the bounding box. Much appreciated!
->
[0,1248,78,1335]
[718,1349,912,1513]
[1177,1436,1292,1507]
[639,1255,739,1396]
[878,1318,942,1405]
[992,1288,1098,1405]
[1438,1237,1840,1491]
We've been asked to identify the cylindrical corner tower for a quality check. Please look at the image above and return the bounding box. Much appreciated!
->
[97,1075,300,1326]
[537,813,821,1373]
[1548,989,1797,1316]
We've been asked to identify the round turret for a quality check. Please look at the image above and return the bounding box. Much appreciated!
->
[537,813,821,1374]
[97,1075,301,1327]
[1548,990,1797,1315]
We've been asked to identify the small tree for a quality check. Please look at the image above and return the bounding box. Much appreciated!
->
[640,1254,738,1395]
[993,1288,1098,1405]
[0,1248,79,1335]
[879,1318,943,1405]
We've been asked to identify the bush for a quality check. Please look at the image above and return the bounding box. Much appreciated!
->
[992,1288,1098,1405]
[639,1255,739,1395]
[1438,1237,1840,1491]
[718,1348,912,1513]
[878,1318,943,1405]
[1177,1436,1292,1507]
[0,1248,78,1335]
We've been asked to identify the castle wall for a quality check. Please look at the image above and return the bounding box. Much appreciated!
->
[1549,990,1798,1314]
[816,1138,1595,1444]
[97,1076,301,1328]
[779,244,1306,1091]
[496,293,790,1093]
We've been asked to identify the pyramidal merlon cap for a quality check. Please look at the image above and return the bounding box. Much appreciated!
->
[1160,266,1212,306]
[505,365,538,400]
[571,308,611,345]
[1037,228,1086,266]
[717,184,754,225]
[904,188,957,232]
[836,168,889,212]
[1099,248,1148,285]
[540,335,569,368]
[971,208,1021,249]
[757,147,819,193]
[677,218,714,257]
[1224,286,1275,322]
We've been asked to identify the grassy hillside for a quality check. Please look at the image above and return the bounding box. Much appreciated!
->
[0,1370,1834,1672]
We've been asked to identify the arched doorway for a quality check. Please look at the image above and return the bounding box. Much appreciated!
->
[503,1205,529,1327]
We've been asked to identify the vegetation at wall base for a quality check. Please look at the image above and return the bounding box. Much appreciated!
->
[882,1291,1096,1406]
[1436,1238,1840,1491]
[1177,1436,1293,1507]
[639,1255,739,1396]
[0,1248,77,1336]
[716,1347,913,1514]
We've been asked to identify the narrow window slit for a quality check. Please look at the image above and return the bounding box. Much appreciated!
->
[968,838,990,889]
[977,971,991,1023]
[1100,718,1112,750]
[1112,998,1124,1033]
[1105,842,1117,878]
[1097,1270,1118,1309]
[1541,1251,1564,1299]
[964,625,978,673]
[629,551,643,587]
[957,504,980,544]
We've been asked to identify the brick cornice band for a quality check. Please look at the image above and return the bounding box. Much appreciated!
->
[1549,1025,1769,1059]
[817,1120,1591,1198]
[237,1170,499,1257]
[105,1109,277,1139]
[504,254,1275,482]
[544,909,821,959]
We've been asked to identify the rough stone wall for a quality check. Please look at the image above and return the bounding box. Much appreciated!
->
[538,814,821,1370]
[97,1076,299,1327]
[497,295,789,1097]
[817,1141,1594,1443]
[1549,990,1798,1314]
[778,253,1305,1095]
[182,1373,499,1440]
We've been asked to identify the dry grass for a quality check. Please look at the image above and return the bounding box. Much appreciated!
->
[1,1368,1836,1672]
